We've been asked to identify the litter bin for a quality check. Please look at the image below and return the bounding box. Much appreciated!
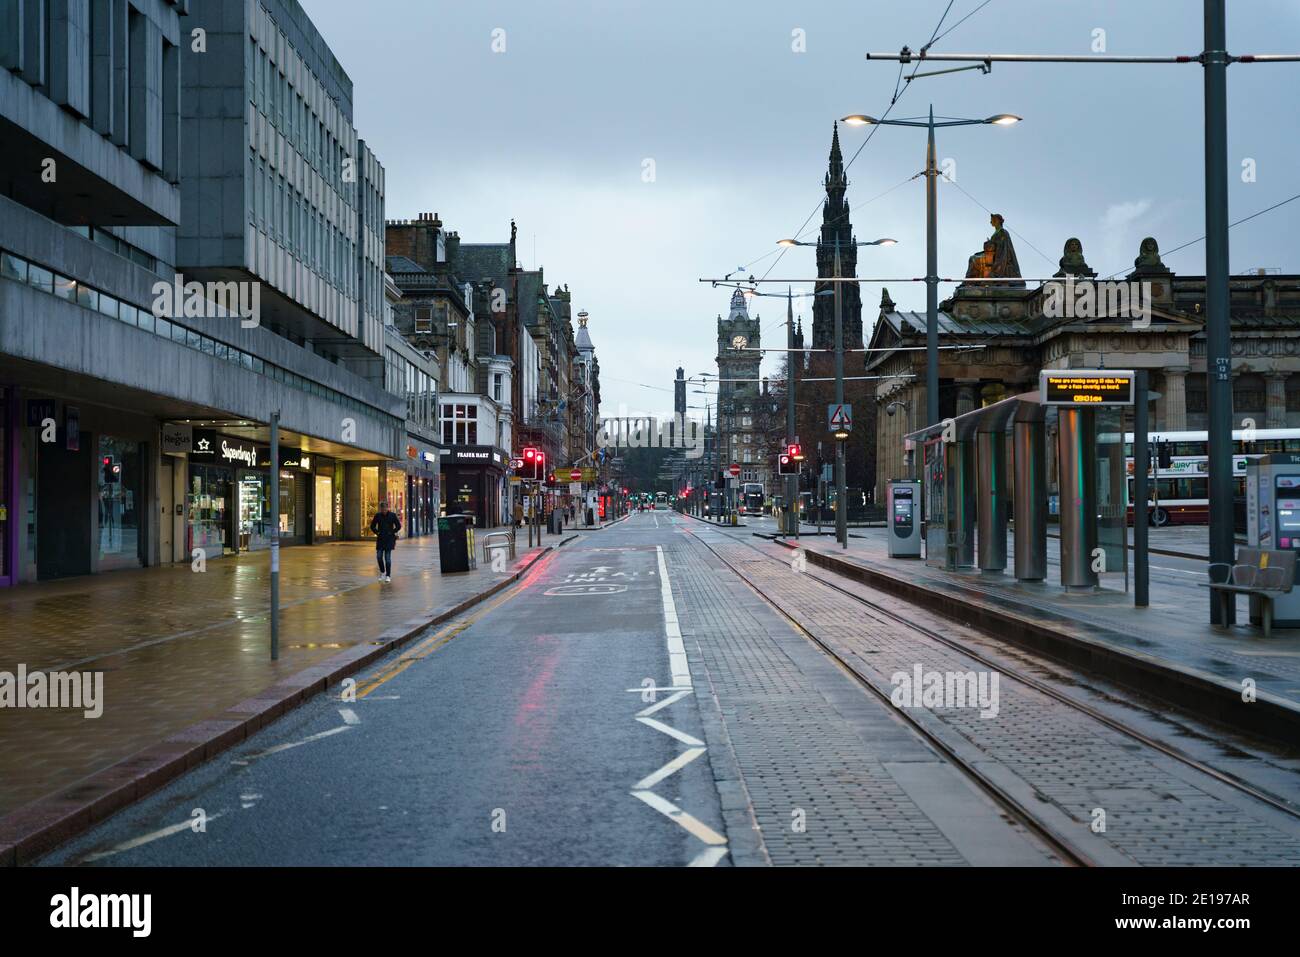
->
[437,514,473,573]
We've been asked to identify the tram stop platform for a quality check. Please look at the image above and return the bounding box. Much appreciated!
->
[771,524,1300,745]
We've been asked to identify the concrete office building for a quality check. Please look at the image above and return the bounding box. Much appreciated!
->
[0,0,401,584]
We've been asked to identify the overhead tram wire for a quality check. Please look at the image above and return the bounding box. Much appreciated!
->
[751,0,995,348]
[941,174,1058,270]
[738,0,991,286]
[1099,190,1300,280]
[929,0,996,49]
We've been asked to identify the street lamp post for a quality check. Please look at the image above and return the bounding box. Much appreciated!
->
[785,289,798,537]
[776,236,896,547]
[833,241,846,548]
[842,109,1020,427]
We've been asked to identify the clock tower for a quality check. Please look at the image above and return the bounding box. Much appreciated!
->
[715,288,769,490]
[716,288,761,404]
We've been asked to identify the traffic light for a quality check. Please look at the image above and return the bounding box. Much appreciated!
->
[101,456,119,484]
[788,443,804,461]
[521,447,545,481]
[778,453,797,475]
[1156,442,1172,470]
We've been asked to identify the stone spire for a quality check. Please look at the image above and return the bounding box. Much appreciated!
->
[825,121,846,194]
[812,123,863,353]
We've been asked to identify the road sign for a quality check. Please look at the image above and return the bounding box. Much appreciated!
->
[728,463,741,477]
[569,467,583,481]
[828,403,852,432]
[581,467,598,483]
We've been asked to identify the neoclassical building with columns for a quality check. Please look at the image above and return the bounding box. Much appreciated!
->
[866,235,1300,500]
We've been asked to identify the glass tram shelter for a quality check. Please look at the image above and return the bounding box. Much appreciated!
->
[904,371,1134,590]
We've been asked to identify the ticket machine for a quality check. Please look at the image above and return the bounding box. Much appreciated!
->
[887,479,922,558]
[1245,454,1300,626]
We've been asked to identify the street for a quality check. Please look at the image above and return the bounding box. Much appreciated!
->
[2,0,1298,937]
[39,510,1300,868]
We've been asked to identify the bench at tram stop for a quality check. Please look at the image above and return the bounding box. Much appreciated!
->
[1201,547,1297,639]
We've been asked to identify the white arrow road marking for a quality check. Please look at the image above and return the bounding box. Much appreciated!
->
[81,811,228,863]
[231,724,352,764]
[631,790,727,846]
[634,746,706,790]
[636,688,691,718]
[338,708,361,725]
[636,716,704,747]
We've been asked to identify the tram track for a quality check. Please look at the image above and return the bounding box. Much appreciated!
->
[683,521,1300,867]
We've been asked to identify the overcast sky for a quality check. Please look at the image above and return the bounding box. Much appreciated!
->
[301,0,1300,417]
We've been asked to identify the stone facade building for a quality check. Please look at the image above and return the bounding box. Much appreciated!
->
[867,234,1300,501]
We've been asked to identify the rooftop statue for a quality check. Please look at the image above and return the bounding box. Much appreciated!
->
[1054,237,1097,279]
[965,213,1024,287]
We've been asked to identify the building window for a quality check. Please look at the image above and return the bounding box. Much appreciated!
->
[493,373,503,402]
[440,403,478,445]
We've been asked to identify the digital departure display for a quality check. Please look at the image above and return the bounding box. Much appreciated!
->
[1039,370,1135,406]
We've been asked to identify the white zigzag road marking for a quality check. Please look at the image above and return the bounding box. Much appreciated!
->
[688,847,730,867]
[623,545,728,866]
[636,715,704,747]
[634,746,706,790]
[631,790,727,846]
[637,688,691,718]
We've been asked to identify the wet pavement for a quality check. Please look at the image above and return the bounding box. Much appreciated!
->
[0,535,549,817]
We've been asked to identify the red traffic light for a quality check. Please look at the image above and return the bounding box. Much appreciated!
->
[788,444,804,460]
[523,447,537,461]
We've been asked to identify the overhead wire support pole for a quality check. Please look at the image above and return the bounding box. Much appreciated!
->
[862,4,1300,627]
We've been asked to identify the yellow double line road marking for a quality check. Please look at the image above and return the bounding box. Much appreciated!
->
[353,583,528,699]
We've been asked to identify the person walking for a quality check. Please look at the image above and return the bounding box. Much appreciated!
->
[369,500,401,583]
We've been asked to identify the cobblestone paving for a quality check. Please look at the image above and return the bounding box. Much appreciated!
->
[793,526,1300,691]
[665,533,1027,866]
[698,531,1300,866]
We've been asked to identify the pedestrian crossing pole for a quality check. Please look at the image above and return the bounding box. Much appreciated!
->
[270,411,280,661]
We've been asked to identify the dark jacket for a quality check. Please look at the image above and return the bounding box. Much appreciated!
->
[370,510,402,549]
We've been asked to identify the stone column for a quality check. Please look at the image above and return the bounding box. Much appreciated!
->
[1162,366,1188,431]
[955,382,977,418]
[1266,372,1288,429]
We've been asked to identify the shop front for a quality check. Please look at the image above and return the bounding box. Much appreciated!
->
[402,444,439,539]
[439,445,508,528]
[255,446,320,547]
[187,432,325,557]
[1,387,14,585]
[351,460,409,542]
[187,430,252,559]
[312,458,340,544]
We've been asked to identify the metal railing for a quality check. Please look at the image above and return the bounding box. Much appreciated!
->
[481,529,516,564]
